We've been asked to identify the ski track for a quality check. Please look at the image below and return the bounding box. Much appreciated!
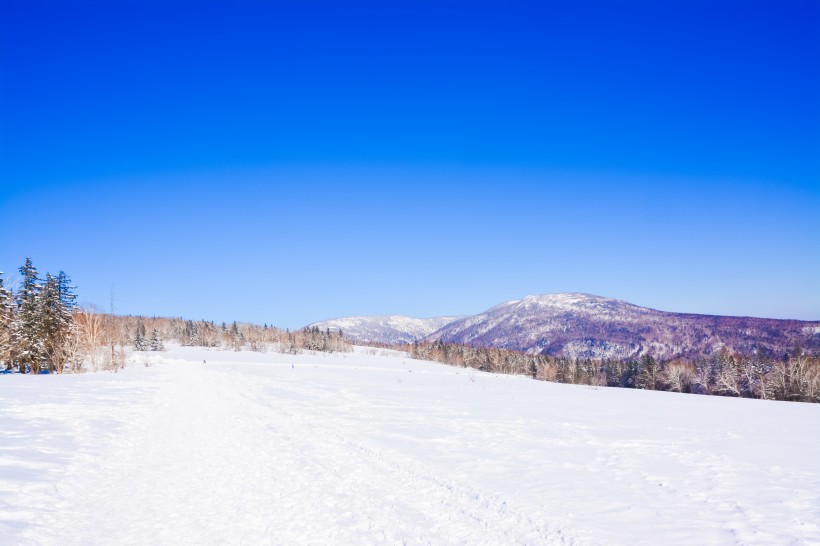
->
[12,360,575,546]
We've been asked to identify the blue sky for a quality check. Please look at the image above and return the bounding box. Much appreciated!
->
[1,0,818,327]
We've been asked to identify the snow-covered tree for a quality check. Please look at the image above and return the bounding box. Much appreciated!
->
[182,320,200,346]
[149,328,164,351]
[37,271,79,373]
[134,320,148,351]
[229,321,243,351]
[13,258,45,372]
[637,354,660,390]
[1,260,81,373]
[57,271,77,318]
[40,273,64,371]
[0,273,14,369]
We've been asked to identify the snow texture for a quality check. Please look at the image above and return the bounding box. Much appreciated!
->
[1,345,819,545]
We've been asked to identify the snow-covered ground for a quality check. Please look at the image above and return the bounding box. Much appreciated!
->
[1,346,818,545]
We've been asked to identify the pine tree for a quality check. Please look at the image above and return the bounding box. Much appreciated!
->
[0,273,14,369]
[149,328,164,351]
[37,271,79,373]
[57,271,79,373]
[134,319,148,351]
[13,258,45,373]
[56,271,77,321]
[637,354,659,390]
[6,261,79,374]
[229,321,243,351]
[40,273,64,372]
[182,320,200,346]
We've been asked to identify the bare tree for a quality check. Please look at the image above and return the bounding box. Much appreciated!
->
[713,354,742,397]
[664,360,696,393]
[77,306,104,372]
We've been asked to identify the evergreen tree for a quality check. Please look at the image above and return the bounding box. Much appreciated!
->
[39,271,79,373]
[56,272,77,355]
[182,320,199,346]
[149,328,164,351]
[13,258,44,373]
[3,262,79,373]
[637,354,660,390]
[40,273,64,372]
[134,319,148,351]
[0,273,13,369]
[229,321,243,350]
[56,271,77,313]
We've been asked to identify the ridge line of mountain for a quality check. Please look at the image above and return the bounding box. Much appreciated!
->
[307,293,820,359]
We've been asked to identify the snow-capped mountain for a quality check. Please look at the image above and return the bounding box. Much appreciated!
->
[307,315,463,345]
[425,293,820,359]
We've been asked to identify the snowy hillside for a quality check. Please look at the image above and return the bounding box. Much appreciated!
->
[426,293,820,359]
[2,345,818,545]
[307,315,462,344]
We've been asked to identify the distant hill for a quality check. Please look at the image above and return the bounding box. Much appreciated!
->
[306,315,463,345]
[306,294,820,359]
[425,293,820,360]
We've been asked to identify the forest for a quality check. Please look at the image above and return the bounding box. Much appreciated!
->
[402,340,820,403]
[0,259,350,374]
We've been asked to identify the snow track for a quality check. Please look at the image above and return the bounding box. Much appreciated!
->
[11,359,573,545]
[2,346,819,545]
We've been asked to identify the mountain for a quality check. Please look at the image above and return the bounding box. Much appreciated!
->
[424,293,820,360]
[307,315,463,345]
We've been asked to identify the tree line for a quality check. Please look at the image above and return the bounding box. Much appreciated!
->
[0,258,80,373]
[1,258,351,374]
[120,316,350,355]
[403,340,820,403]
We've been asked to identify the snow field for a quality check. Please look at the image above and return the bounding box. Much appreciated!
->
[1,345,819,545]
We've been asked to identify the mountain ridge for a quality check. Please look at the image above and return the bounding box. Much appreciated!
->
[425,293,820,359]
[310,293,820,359]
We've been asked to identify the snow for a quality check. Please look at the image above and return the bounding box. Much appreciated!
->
[308,315,463,344]
[2,345,819,545]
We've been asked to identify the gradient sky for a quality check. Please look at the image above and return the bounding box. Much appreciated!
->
[1,0,818,327]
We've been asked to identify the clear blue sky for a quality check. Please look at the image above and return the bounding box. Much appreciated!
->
[1,0,818,327]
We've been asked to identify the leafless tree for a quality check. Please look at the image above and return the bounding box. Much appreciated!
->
[77,306,104,371]
[664,360,696,393]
